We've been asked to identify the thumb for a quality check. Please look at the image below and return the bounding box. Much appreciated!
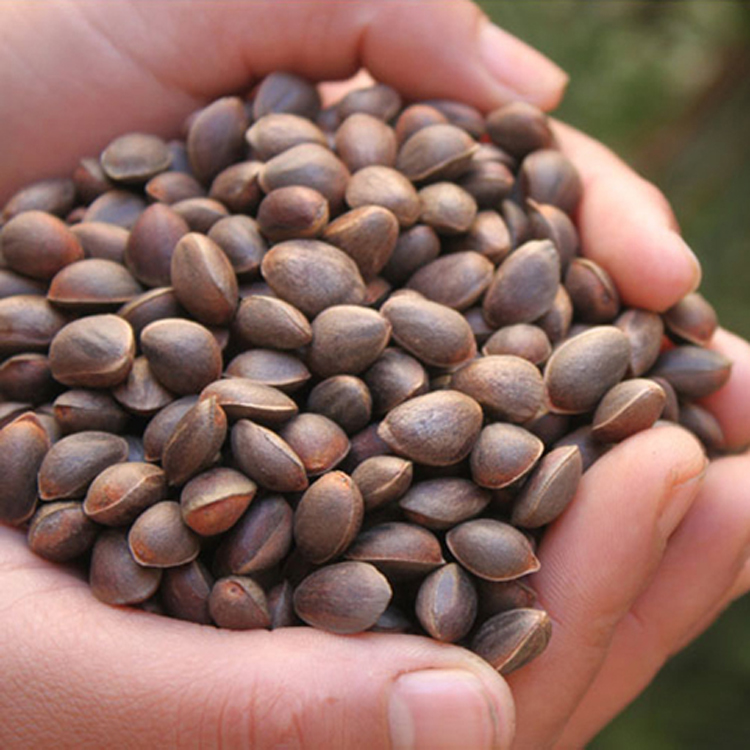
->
[0,527,515,750]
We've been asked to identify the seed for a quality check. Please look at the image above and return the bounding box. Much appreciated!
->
[208,161,263,215]
[247,112,327,160]
[471,424,544,489]
[207,215,268,277]
[27,501,98,562]
[209,576,271,630]
[144,171,206,205]
[554,425,610,471]
[200,378,298,425]
[364,347,429,416]
[307,375,372,435]
[458,160,515,210]
[128,500,201,568]
[351,455,413,513]
[338,83,402,122]
[0,295,70,356]
[650,345,731,400]
[100,133,171,183]
[399,477,490,530]
[527,200,579,270]
[2,177,76,223]
[415,563,478,643]
[614,308,665,377]
[423,99,486,139]
[592,379,667,443]
[0,269,47,298]
[225,349,311,393]
[520,149,582,215]
[340,422,392,473]
[477,579,538,620]
[267,580,299,629]
[419,182,477,234]
[345,166,421,228]
[253,72,321,120]
[679,403,725,451]
[565,257,620,323]
[142,396,198,463]
[279,413,350,476]
[482,324,551,366]
[335,113,397,173]
[0,353,56,404]
[394,104,448,145]
[161,560,214,625]
[48,258,142,310]
[536,285,574,343]
[396,123,477,182]
[382,224,440,284]
[172,195,232,233]
[486,102,554,158]
[84,190,147,229]
[663,292,718,346]
[257,185,329,242]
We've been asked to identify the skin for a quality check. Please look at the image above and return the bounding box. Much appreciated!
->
[2,2,750,748]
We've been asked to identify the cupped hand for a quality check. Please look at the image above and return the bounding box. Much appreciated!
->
[2,2,750,749]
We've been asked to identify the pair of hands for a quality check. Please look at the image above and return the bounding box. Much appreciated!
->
[2,2,750,748]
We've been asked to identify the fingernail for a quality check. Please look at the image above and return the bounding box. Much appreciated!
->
[389,669,502,750]
[657,457,708,539]
[479,21,568,108]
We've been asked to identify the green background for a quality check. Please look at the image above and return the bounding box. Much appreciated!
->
[479,2,750,748]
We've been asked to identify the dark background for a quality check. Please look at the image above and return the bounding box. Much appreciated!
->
[479,2,750,747]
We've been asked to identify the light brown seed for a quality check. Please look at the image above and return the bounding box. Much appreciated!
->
[399,477,490,530]
[171,196,229,233]
[418,182,477,234]
[454,210,512,263]
[592,379,667,443]
[279,413,350,476]
[117,287,183,338]
[396,123,478,182]
[161,560,214,624]
[307,375,372,435]
[246,112,327,160]
[663,292,718,346]
[470,423,544,489]
[225,349,311,393]
[232,295,311,350]
[257,186,329,242]
[394,104,449,145]
[335,113,397,172]
[48,258,142,310]
[345,166,421,227]
[128,500,201,568]
[100,133,171,183]
[209,576,271,630]
[649,345,732,400]
[27,501,98,562]
[144,171,206,205]
[415,563,478,643]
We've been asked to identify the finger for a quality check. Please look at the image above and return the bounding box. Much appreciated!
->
[505,426,707,749]
[0,0,567,201]
[0,526,514,750]
[556,452,750,748]
[554,121,702,312]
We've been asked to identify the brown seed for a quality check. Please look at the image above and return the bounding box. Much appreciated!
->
[142,396,198,463]
[527,200,579,270]
[614,309,665,377]
[68,224,127,267]
[341,422,392,472]
[486,102,554,158]
[53,389,129,434]
[117,287,183,337]
[397,123,477,182]
[226,349,311,393]
[0,403,39,432]
[536,285,573,343]
[294,471,364,564]
[124,203,190,288]
[455,210,512,263]
[161,560,214,624]
[247,112,327,160]
[170,233,239,326]
[90,530,162,605]
[307,375,372,435]
[162,396,227,486]
[418,182,477,234]
[592,379,667,443]
[208,215,267,277]
[422,99,485,138]
[38,431,129,501]
[27,501,98,562]
[364,348,429,416]
[84,190,147,229]
[663,292,718,346]
[545,326,631,414]
[520,149,583,215]
[2,177,77,222]
[482,324,552,366]
[141,318,223,395]
[100,133,171,183]
[471,608,552,674]
[335,113,397,172]
[447,519,540,581]
[232,295,311,351]
[482,239,560,328]
[322,205,399,280]
[394,104,449,145]
[209,576,271,630]
[111,356,174,416]
[128,501,201,568]
[370,604,414,634]
[187,96,249,184]
[180,467,257,536]
[399,477,490,530]
[415,563,478,643]
[294,561,392,634]
[511,446,583,528]
[345,522,444,579]
[451,355,545,424]
[649,345,732,400]
[253,72,321,120]
[0,269,47,298]
[457,160,515,210]
[47,258,141,310]
[565,258,620,323]
[345,166,421,227]
[351,455,413,512]
[554,425,610,471]
[279,413,350,476]
[679,403,725,451]
[208,161,263,214]
[84,461,167,526]
[171,196,229,233]
[0,353,56,404]
[231,419,308,492]
[200,378,298,425]
[470,423,544,489]
[650,376,680,422]
[73,158,114,204]
[0,295,70,355]
[257,185,329,242]
[477,579,538,620]
[338,83,402,122]
[382,224,440,284]
[407,251,493,311]
[49,314,135,388]
[1,210,84,279]
[214,494,294,574]
[267,580,300,629]
[379,390,482,466]
[144,171,206,204]
[380,295,476,368]
[0,413,50,525]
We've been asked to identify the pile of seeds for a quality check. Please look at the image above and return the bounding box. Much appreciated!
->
[0,72,731,674]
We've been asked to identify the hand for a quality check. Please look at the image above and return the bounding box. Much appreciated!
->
[3,2,750,749]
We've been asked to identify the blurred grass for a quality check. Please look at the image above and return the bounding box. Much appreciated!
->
[479,1,750,746]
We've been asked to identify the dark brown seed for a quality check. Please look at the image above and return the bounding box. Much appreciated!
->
[1,210,84,279]
[536,285,574,343]
[486,102,554,158]
[338,83,402,122]
[520,149,583,215]
[0,353,56,404]
[215,495,294,574]
[90,530,162,605]
[68,224,127,266]
[423,100,485,139]
[335,113,397,172]
[225,349,311,393]
[0,295,69,355]
[527,200,579,270]
[679,403,725,451]
[208,161,263,215]
[451,355,545,423]
[53,389,129,435]
[170,233,239,326]
[370,604,413,634]
[345,522,444,579]
[397,123,477,182]
[663,292,718,346]
[200,378,298,425]
[322,205,399,280]
[233,296,311,352]
[455,210,512,263]
[471,424,544,489]
[482,324,552,365]
[418,182,477,234]
[268,580,299,629]
[471,608,552,674]
[84,190,147,229]
[380,295,476,368]
[341,422,392,472]
[416,563,477,643]
[0,402,33,429]
[111,357,174,416]
[280,413,350,476]
[351,455,413,512]
[257,186,329,242]
[345,166,421,227]
[49,314,135,388]
[128,500,201,567]
[554,425,610,471]
[381,224,440,284]
[0,269,47,298]
[253,72,321,120]
[208,215,267,277]
[307,375,372,435]
[512,446,583,528]
[101,133,171,183]
[118,288,183,339]
[209,576,271,630]
[447,519,540,582]
[161,560,214,624]
[614,309,665,377]
[2,177,76,222]
[477,579,538,620]
[0,413,50,525]
[84,461,167,526]
[180,467,256,536]
[187,97,249,184]
[565,258,620,323]
[501,199,531,248]
[649,346,732,400]
[378,390,482,466]
[294,561,392,634]
[482,239,560,328]
[162,397,227,486]
[294,472,364,564]
[145,171,206,204]
[142,396,197,462]
[141,318,223,395]
[247,113,327,160]
[27,501,98,562]
[231,420,308,492]
[399,477,490,530]
[38,431,129,500]
[394,104,449,145]
[592,379,667,443]
[457,160,515,210]
[48,259,142,310]
[545,326,631,414]
[73,158,114,204]
[651,376,680,422]
[364,348,429,416]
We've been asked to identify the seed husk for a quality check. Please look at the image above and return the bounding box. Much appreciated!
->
[399,477,490,530]
[394,104,448,145]
[486,102,554,159]
[209,576,271,630]
[592,379,667,443]
[145,171,206,205]
[477,579,538,620]
[482,324,551,365]
[142,396,198,463]
[650,345,732,400]
[418,182,477,234]
[527,200,579,270]
[208,161,263,215]
[338,83,402,122]
[307,375,372,435]
[415,563,478,643]
[161,560,214,625]
[554,425,610,471]
[364,347,429,416]
[352,455,414,513]
[48,258,143,310]
[84,190,147,229]
[471,424,544,489]
[0,295,70,356]
[0,353,56,404]
[520,149,582,215]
